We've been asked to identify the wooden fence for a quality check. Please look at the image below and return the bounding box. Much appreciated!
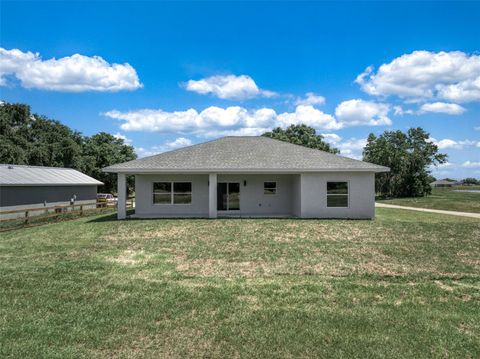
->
[0,198,134,225]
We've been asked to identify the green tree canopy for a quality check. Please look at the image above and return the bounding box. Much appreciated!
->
[363,127,447,198]
[262,124,339,154]
[0,101,136,194]
[82,132,136,193]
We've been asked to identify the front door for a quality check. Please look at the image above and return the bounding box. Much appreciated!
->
[217,182,240,211]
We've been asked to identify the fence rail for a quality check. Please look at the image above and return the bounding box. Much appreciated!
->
[0,199,134,225]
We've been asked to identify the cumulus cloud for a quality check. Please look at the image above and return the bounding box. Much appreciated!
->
[321,133,342,144]
[432,138,477,149]
[419,102,466,115]
[295,92,326,106]
[336,138,367,159]
[112,132,132,144]
[105,101,393,138]
[0,48,142,92]
[462,161,480,168]
[135,137,193,158]
[277,105,341,130]
[335,99,392,127]
[184,74,276,100]
[355,50,480,103]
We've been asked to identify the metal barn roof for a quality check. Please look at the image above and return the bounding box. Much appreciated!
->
[104,136,390,173]
[0,164,103,186]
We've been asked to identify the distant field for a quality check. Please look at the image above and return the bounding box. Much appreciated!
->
[377,186,480,213]
[1,209,479,358]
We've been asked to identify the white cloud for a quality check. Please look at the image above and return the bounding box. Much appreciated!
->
[419,102,466,115]
[436,162,455,169]
[135,137,193,158]
[356,50,480,103]
[104,106,278,133]
[393,106,415,116]
[295,92,326,106]
[433,138,477,149]
[335,99,392,127]
[321,133,342,144]
[0,48,142,92]
[336,138,367,159]
[462,161,480,168]
[277,105,341,130]
[105,101,394,138]
[112,132,132,144]
[184,74,276,100]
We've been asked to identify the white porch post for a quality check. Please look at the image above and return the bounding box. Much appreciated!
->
[209,173,217,218]
[117,173,126,220]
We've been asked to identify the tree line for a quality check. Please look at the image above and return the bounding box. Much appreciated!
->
[3,101,465,199]
[0,102,136,193]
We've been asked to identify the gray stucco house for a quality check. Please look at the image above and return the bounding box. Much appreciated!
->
[104,136,389,219]
[0,164,103,213]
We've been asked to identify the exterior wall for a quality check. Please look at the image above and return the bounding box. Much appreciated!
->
[300,172,375,219]
[217,174,294,216]
[135,174,209,217]
[292,174,302,217]
[0,185,97,208]
[132,172,376,219]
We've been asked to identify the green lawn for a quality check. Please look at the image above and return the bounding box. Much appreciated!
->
[377,186,480,213]
[1,209,479,358]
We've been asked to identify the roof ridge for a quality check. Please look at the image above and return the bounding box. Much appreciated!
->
[0,164,79,171]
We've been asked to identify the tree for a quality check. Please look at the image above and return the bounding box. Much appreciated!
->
[262,124,339,154]
[462,178,479,185]
[82,132,136,194]
[0,103,33,164]
[0,102,84,168]
[0,101,137,194]
[363,127,447,198]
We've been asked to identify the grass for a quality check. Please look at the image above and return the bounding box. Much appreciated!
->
[377,186,480,213]
[1,209,479,358]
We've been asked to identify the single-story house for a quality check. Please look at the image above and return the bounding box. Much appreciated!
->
[430,179,458,188]
[0,164,103,218]
[104,136,389,219]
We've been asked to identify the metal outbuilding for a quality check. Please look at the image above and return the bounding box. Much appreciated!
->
[0,164,103,211]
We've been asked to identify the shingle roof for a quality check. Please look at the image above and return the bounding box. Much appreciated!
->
[104,136,389,173]
[0,164,103,186]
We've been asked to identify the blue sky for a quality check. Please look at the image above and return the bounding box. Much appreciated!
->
[1,1,479,178]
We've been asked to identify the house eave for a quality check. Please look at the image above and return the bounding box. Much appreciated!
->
[103,167,390,174]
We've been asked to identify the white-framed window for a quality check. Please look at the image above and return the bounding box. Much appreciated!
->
[326,182,348,207]
[264,181,277,195]
[153,182,192,204]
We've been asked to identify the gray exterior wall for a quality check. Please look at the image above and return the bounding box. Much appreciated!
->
[133,172,376,219]
[300,172,375,219]
[135,174,210,217]
[0,185,98,208]
[217,174,294,216]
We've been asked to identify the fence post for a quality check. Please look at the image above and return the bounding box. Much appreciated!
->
[80,205,83,216]
[25,211,29,224]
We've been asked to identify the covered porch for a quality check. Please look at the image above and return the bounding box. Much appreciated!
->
[116,173,301,219]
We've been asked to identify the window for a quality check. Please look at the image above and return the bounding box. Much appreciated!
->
[327,182,348,207]
[264,181,277,195]
[173,182,192,204]
[153,182,192,204]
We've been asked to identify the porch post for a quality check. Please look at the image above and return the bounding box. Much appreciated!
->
[209,173,217,218]
[117,173,126,220]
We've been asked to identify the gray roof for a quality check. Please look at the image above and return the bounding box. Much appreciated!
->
[104,136,389,173]
[0,164,103,186]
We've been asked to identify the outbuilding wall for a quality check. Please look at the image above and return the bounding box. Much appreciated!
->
[0,185,98,208]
